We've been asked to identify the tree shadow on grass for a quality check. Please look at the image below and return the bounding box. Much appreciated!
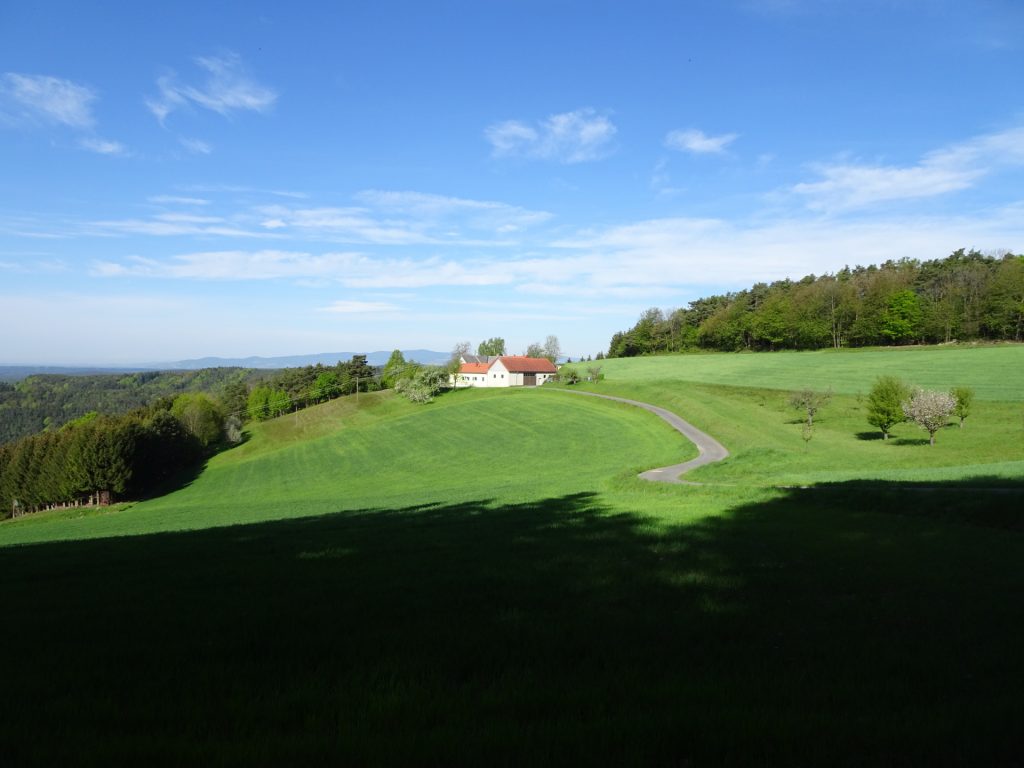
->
[1,481,1022,766]
[854,430,885,441]
[891,436,932,446]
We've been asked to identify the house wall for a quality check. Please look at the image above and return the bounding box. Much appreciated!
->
[450,372,492,387]
[449,360,555,388]
[489,359,512,386]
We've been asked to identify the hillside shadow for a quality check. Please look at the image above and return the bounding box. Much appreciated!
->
[132,458,209,501]
[1,480,1022,765]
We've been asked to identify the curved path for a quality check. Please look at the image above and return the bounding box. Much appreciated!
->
[558,389,729,484]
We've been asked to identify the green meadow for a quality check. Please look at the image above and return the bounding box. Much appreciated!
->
[591,343,1024,400]
[2,345,1023,765]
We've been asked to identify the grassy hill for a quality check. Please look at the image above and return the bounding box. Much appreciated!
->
[0,388,692,546]
[2,346,1022,765]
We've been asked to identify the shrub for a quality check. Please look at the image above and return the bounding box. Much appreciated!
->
[559,367,581,385]
[395,366,448,404]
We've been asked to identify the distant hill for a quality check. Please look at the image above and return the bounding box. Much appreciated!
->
[150,350,450,370]
[0,366,148,382]
[0,350,451,381]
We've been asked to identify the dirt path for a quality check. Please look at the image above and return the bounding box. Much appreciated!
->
[559,389,729,484]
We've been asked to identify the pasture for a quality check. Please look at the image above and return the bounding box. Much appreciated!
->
[1,345,1022,765]
[590,343,1024,400]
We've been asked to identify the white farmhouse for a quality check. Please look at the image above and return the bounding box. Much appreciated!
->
[452,355,558,388]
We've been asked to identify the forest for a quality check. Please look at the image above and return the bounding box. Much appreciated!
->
[607,250,1024,357]
[0,367,259,445]
[0,355,401,518]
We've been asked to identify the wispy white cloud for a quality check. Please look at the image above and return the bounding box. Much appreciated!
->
[486,108,617,163]
[356,190,552,233]
[79,137,129,155]
[255,205,438,245]
[181,184,307,199]
[0,73,131,158]
[318,300,402,314]
[147,53,277,123]
[179,136,212,154]
[148,195,210,206]
[549,204,1024,289]
[88,200,1023,296]
[94,250,364,280]
[0,257,68,274]
[790,126,1024,212]
[257,190,552,245]
[650,158,683,196]
[0,73,96,128]
[89,215,273,239]
[93,248,527,286]
[664,128,738,154]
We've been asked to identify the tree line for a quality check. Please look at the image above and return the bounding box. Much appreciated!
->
[608,250,1024,357]
[0,394,227,518]
[241,355,380,420]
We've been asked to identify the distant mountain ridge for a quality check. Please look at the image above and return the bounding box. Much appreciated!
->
[153,350,449,369]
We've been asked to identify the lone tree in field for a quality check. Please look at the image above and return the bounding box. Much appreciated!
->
[903,389,956,446]
[951,386,974,429]
[866,375,911,440]
[789,387,831,426]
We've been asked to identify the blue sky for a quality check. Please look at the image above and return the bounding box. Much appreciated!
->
[1,0,1022,364]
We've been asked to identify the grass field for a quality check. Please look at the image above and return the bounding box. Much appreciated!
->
[2,345,1023,765]
[590,343,1024,400]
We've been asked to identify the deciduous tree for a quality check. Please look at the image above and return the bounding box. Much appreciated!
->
[903,389,956,446]
[789,387,831,426]
[866,376,910,440]
[395,366,448,404]
[171,393,225,447]
[951,386,974,429]
[543,335,561,362]
[477,337,506,356]
[381,350,407,388]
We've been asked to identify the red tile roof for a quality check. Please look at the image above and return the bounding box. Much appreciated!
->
[497,356,558,373]
[458,362,490,374]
